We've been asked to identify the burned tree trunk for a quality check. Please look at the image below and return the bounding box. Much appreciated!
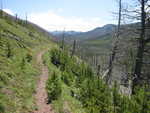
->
[0,0,3,17]
[15,14,18,21]
[61,29,65,50]
[25,13,28,24]
[71,40,76,58]
[97,64,101,76]
[132,0,147,94]
[106,0,122,84]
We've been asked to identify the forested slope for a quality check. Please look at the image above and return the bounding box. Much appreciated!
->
[43,48,150,113]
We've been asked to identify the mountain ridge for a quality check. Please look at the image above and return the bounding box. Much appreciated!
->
[51,24,116,41]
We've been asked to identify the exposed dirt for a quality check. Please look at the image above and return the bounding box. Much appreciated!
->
[32,51,54,113]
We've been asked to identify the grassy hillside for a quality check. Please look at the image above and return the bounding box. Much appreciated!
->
[0,12,54,113]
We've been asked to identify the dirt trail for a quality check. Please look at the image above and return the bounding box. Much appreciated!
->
[33,50,54,113]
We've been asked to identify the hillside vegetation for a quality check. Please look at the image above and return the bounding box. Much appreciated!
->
[0,0,150,112]
[0,11,54,113]
[43,48,150,113]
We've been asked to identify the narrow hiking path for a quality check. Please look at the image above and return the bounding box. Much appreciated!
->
[33,50,54,113]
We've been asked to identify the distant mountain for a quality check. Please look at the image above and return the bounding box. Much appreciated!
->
[76,24,116,40]
[52,31,82,35]
[51,30,82,41]
[51,24,116,41]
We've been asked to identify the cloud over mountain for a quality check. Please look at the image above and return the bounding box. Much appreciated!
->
[28,10,108,32]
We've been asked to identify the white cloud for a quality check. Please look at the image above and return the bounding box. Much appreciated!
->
[56,8,64,13]
[3,9,14,16]
[2,9,109,32]
[29,10,108,32]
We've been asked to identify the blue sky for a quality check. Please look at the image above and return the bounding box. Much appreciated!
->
[2,0,125,31]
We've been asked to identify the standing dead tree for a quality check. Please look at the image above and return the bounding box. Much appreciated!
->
[71,40,76,58]
[132,0,150,94]
[106,0,122,84]
[15,14,18,21]
[0,0,3,17]
[0,0,3,45]
[97,64,101,76]
[25,13,28,24]
[61,29,65,50]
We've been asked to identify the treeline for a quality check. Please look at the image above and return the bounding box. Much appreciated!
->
[46,48,150,113]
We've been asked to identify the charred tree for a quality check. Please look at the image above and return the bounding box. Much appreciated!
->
[132,0,149,94]
[71,40,76,58]
[61,29,65,50]
[106,0,122,84]
[25,13,28,24]
[0,0,3,17]
[97,64,101,76]
[15,14,18,21]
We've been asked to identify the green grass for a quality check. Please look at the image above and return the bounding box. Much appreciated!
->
[0,14,54,113]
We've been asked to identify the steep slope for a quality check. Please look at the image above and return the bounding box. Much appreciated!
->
[43,48,150,113]
[0,11,54,113]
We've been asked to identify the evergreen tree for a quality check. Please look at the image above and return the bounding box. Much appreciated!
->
[46,71,62,103]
